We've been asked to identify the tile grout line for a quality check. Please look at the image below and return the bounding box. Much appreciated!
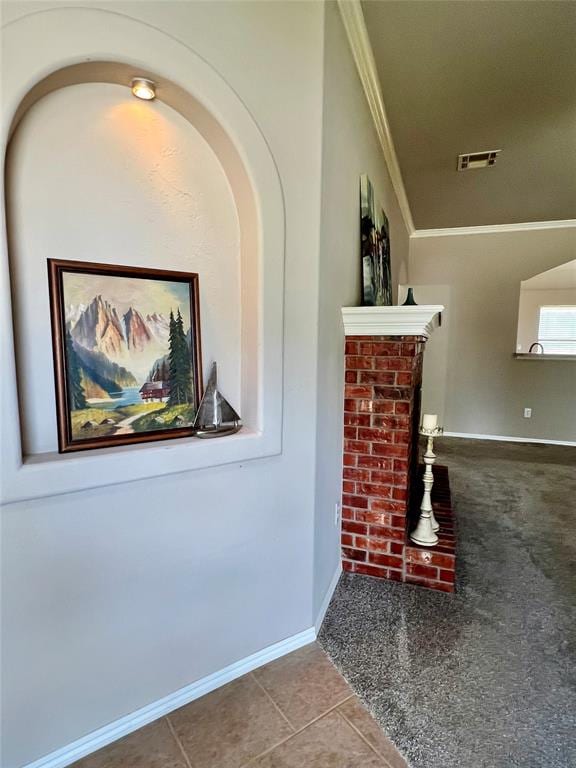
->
[337,709,401,768]
[240,693,355,767]
[249,672,297,733]
[164,715,194,768]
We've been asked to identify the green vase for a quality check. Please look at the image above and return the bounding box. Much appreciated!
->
[402,288,418,306]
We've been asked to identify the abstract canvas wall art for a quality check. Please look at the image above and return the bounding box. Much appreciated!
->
[48,260,202,452]
[360,174,392,306]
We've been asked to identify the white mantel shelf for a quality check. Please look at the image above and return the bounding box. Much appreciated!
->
[341,305,444,338]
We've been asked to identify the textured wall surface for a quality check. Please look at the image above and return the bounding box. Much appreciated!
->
[1,3,324,766]
[313,1,410,618]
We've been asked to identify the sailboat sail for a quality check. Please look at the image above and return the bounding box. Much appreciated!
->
[193,362,241,437]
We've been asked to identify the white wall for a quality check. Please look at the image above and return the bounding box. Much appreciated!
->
[8,82,241,455]
[516,288,576,352]
[1,3,324,767]
[410,227,576,442]
[312,1,410,617]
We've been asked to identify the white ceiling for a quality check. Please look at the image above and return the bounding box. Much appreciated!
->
[362,1,576,229]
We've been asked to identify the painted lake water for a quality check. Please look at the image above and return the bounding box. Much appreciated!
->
[88,387,143,410]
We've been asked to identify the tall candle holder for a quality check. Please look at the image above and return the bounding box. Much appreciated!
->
[410,425,443,547]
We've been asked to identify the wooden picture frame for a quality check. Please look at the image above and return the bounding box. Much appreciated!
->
[48,259,202,452]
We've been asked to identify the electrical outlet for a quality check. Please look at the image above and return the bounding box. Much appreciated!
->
[334,502,341,527]
[524,408,532,418]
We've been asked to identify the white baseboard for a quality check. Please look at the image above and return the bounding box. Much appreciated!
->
[443,431,576,447]
[315,562,342,634]
[23,627,316,768]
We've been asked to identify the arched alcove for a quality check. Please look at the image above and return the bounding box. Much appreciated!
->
[7,77,244,454]
[0,11,285,503]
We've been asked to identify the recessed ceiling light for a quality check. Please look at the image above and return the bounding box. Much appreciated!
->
[457,150,501,171]
[131,77,156,101]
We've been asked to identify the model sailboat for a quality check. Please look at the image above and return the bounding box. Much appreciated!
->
[192,362,242,438]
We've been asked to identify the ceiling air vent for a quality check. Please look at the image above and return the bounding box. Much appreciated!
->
[457,150,501,171]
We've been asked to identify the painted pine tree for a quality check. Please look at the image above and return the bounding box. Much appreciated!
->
[65,329,87,410]
[168,309,192,406]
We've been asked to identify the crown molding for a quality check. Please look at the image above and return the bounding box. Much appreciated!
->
[411,219,576,238]
[342,305,444,338]
[337,0,415,235]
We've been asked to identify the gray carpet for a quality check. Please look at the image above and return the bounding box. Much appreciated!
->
[319,437,576,768]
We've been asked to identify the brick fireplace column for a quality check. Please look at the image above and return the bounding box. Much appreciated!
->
[340,305,446,588]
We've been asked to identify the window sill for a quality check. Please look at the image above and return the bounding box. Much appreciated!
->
[513,353,576,361]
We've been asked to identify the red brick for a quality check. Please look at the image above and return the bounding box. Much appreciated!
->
[440,569,456,583]
[376,357,411,371]
[342,480,355,494]
[354,535,369,550]
[343,398,358,413]
[343,467,371,482]
[390,514,405,529]
[357,483,392,499]
[344,426,357,440]
[359,371,396,385]
[395,372,413,386]
[358,342,374,355]
[393,431,410,445]
[405,549,455,569]
[374,387,409,401]
[401,342,416,356]
[406,563,438,579]
[365,536,391,552]
[357,456,394,470]
[342,520,367,535]
[341,533,354,546]
[390,541,404,555]
[392,471,408,487]
[341,507,354,520]
[372,443,408,459]
[345,370,358,384]
[357,510,389,525]
[345,356,373,370]
[369,470,395,484]
[342,547,366,562]
[350,562,388,578]
[345,340,359,354]
[342,559,354,573]
[344,439,370,454]
[368,552,403,568]
[371,401,395,414]
[370,499,406,513]
[343,453,356,467]
[392,487,407,501]
[387,568,403,582]
[344,413,371,427]
[368,524,405,541]
[393,459,408,472]
[394,401,411,415]
[358,427,394,443]
[371,342,402,356]
[342,494,368,510]
[345,385,373,399]
[358,399,374,413]
[371,415,410,430]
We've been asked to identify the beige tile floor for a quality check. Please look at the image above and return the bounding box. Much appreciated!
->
[72,642,408,768]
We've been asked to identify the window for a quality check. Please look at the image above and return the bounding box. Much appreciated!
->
[537,306,576,354]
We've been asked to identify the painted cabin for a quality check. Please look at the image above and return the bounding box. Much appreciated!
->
[139,381,170,401]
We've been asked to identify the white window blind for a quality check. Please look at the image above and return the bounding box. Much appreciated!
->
[537,306,576,354]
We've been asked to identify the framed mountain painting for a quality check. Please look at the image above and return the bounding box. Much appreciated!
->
[48,259,202,452]
[360,174,392,306]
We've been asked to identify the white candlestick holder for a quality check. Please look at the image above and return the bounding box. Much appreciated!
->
[410,425,443,547]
